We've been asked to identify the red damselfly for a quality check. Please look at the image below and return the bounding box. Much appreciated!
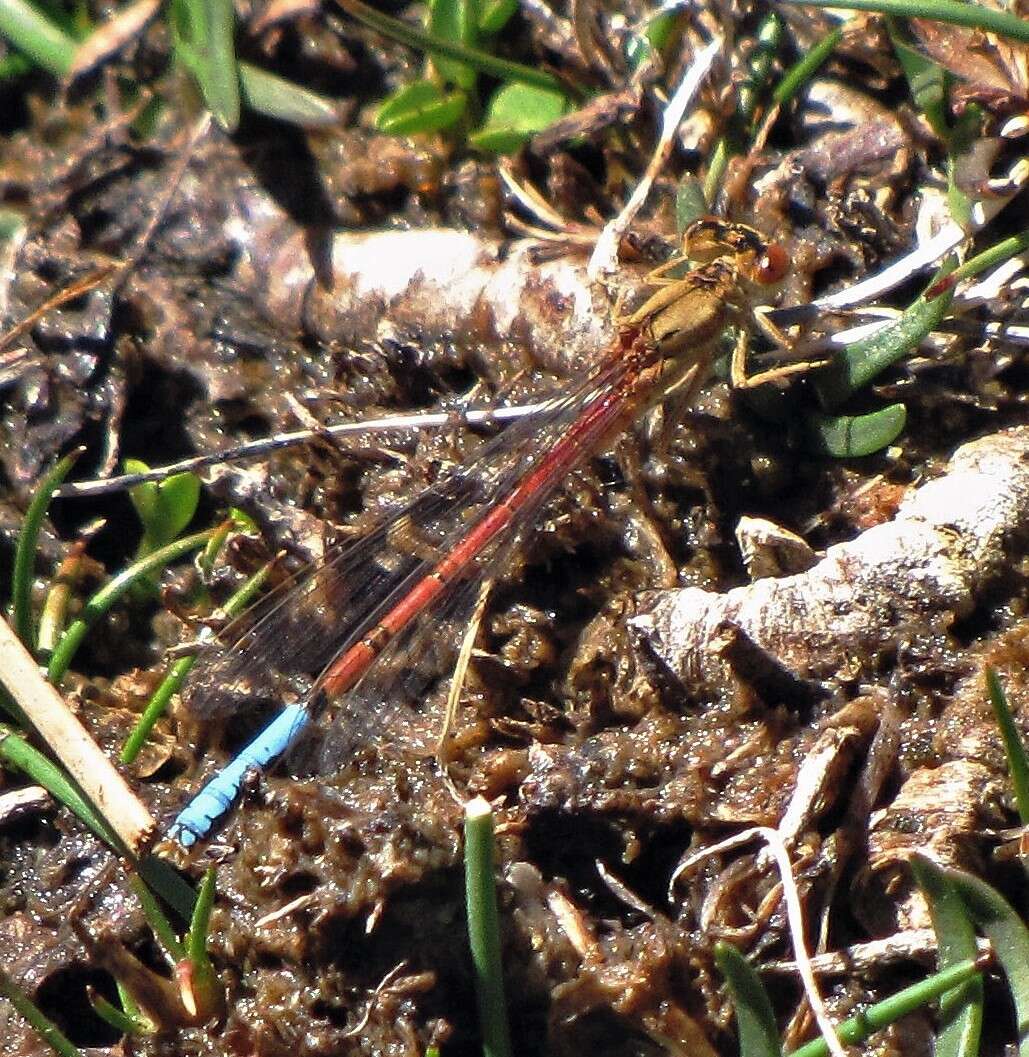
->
[168,218,790,847]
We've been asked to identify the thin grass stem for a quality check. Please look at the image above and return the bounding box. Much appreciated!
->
[46,529,215,687]
[780,0,1029,45]
[11,448,83,651]
[464,797,513,1057]
[121,559,272,763]
[0,965,83,1057]
[788,959,982,1057]
[333,0,563,93]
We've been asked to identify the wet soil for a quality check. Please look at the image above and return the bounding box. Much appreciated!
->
[1,5,1028,1056]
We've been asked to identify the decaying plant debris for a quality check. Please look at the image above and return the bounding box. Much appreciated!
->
[1,0,1029,1055]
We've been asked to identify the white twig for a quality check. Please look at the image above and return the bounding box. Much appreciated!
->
[588,36,722,280]
[56,401,550,499]
[671,826,847,1057]
[0,616,155,853]
[813,195,1015,311]
[438,577,493,806]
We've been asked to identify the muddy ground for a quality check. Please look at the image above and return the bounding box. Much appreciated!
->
[1,3,1028,1055]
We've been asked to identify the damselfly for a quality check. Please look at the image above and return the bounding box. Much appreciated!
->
[167,218,790,848]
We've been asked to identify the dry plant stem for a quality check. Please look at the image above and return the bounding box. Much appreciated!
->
[672,826,846,1057]
[0,615,155,853]
[67,0,161,78]
[588,36,722,281]
[0,264,116,353]
[437,577,492,806]
[766,929,992,976]
[634,427,1029,692]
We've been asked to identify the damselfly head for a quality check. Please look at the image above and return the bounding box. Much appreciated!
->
[682,217,788,288]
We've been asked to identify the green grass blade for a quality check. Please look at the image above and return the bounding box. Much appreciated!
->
[11,448,83,652]
[334,0,563,93]
[429,0,477,90]
[46,529,215,687]
[0,724,122,849]
[179,865,221,1020]
[238,62,342,126]
[985,666,1029,826]
[814,263,956,408]
[129,873,186,961]
[779,0,1029,45]
[137,855,197,924]
[911,856,983,1057]
[887,19,948,138]
[0,965,83,1057]
[788,959,982,1057]
[121,656,194,765]
[772,25,843,106]
[186,866,216,965]
[464,797,513,1057]
[88,989,147,1036]
[0,0,75,75]
[121,559,272,763]
[933,863,1029,1057]
[806,403,907,457]
[703,13,781,204]
[169,0,240,130]
[949,229,1029,287]
[715,942,783,1057]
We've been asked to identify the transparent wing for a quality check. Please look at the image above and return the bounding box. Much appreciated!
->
[182,353,636,745]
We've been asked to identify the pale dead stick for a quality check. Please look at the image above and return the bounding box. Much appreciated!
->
[56,402,552,499]
[0,614,155,854]
[671,825,847,1057]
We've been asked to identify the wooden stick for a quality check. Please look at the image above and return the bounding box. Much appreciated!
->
[0,615,155,853]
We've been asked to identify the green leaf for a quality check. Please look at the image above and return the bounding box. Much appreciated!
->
[715,942,783,1057]
[806,403,907,457]
[888,21,948,138]
[626,9,681,69]
[126,460,200,550]
[376,79,467,135]
[0,0,75,75]
[469,82,567,153]
[910,856,983,1057]
[478,0,517,34]
[814,260,956,408]
[429,0,477,89]
[986,667,1029,827]
[168,0,240,131]
[676,176,710,232]
[929,861,1029,1057]
[239,63,340,127]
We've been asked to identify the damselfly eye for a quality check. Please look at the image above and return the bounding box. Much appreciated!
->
[756,244,789,284]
